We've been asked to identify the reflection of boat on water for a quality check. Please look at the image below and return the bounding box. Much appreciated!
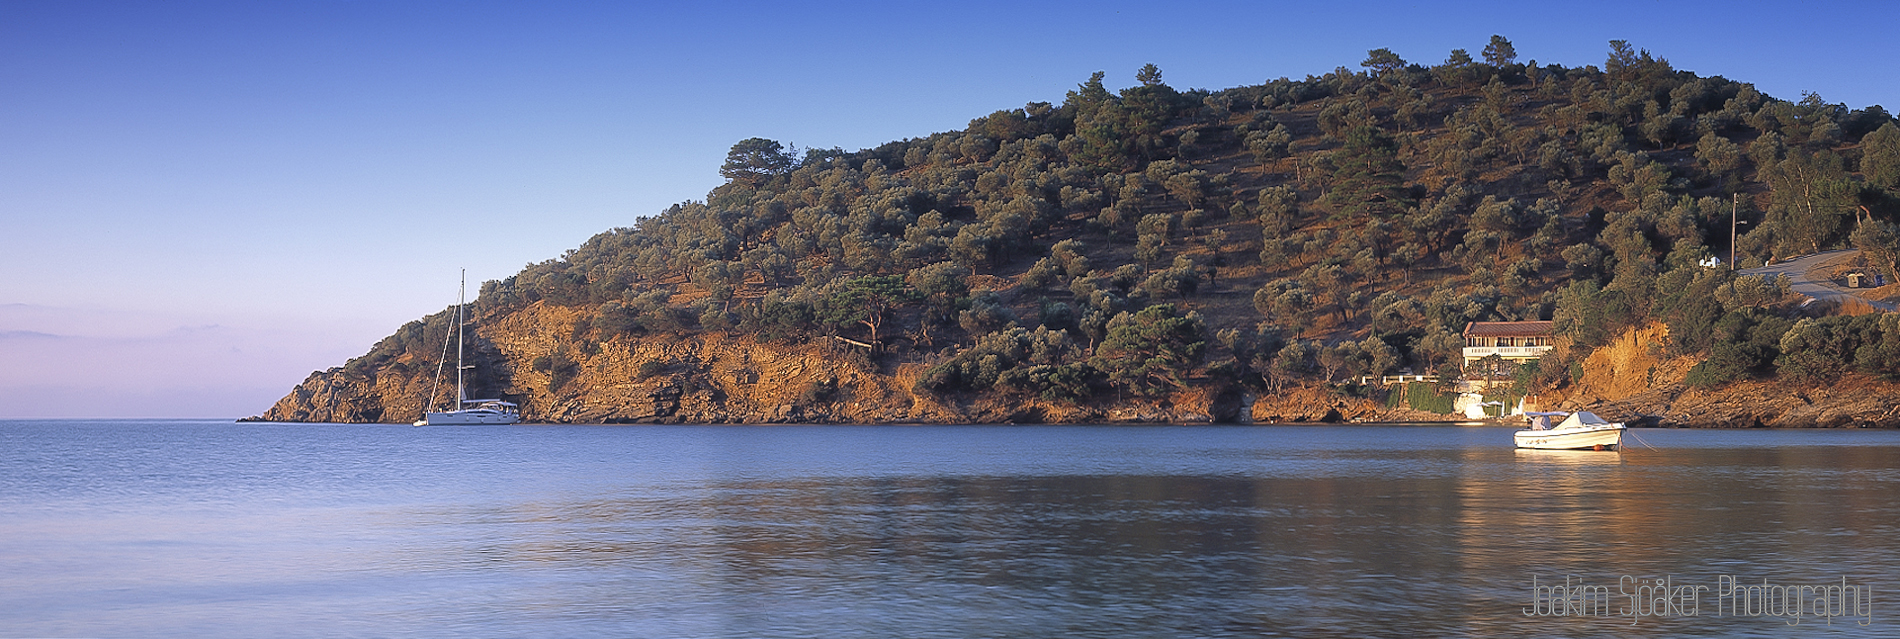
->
[1514,411,1624,450]
[1513,448,1623,464]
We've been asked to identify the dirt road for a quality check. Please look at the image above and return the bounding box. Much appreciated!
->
[1738,249,1896,312]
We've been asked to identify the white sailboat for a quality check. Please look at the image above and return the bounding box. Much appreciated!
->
[415,270,519,426]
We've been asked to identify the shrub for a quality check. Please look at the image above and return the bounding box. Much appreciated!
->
[1401,381,1457,414]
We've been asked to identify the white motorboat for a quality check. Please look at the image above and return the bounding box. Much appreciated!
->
[1514,411,1624,450]
[415,270,520,426]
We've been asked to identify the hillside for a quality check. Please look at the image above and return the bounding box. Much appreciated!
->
[253,39,1900,426]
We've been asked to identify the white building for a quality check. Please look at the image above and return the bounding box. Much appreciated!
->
[1461,321,1555,368]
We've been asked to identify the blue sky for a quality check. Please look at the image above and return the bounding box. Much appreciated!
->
[4,0,1897,418]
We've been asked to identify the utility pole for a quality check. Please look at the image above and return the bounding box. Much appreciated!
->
[1730,193,1739,270]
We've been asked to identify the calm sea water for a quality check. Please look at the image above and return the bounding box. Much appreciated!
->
[2,420,1897,638]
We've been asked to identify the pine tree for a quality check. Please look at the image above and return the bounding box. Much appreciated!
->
[1482,35,1517,67]
[1862,122,1900,191]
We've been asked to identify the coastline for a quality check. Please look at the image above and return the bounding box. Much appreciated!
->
[246,311,1900,429]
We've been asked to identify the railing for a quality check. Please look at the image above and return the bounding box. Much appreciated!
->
[1354,374,1441,386]
[1462,345,1554,359]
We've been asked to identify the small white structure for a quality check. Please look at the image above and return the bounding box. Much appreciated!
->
[1462,399,1503,419]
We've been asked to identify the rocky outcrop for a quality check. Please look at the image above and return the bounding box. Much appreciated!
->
[1548,323,1900,428]
[1246,385,1458,424]
[252,303,1900,427]
[253,301,1272,424]
[1658,379,1900,428]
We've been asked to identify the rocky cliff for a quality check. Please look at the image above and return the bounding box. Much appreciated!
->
[254,300,1469,425]
[254,304,1900,427]
[1544,323,1900,428]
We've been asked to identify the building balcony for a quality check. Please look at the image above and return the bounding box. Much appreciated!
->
[1462,345,1554,360]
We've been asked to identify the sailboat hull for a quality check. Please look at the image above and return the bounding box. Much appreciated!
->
[418,409,519,425]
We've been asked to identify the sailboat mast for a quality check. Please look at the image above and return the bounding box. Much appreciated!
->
[456,268,466,405]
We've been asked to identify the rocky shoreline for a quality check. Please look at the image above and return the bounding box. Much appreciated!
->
[247,305,1900,428]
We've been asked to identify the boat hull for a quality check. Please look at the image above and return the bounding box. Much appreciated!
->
[417,409,519,426]
[1513,425,1624,450]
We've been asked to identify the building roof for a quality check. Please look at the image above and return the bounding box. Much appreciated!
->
[1462,321,1555,337]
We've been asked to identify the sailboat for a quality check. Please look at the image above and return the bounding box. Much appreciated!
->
[414,270,520,426]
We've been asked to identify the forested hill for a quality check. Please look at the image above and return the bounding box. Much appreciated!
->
[257,38,1900,426]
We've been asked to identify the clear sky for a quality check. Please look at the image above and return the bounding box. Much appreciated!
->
[4,0,1897,418]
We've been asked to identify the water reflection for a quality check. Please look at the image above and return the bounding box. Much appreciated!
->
[370,449,1900,637]
[6,424,1900,638]
[1512,448,1625,465]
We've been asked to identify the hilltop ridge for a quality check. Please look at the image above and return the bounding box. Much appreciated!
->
[255,39,1900,426]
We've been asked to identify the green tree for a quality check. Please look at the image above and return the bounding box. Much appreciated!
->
[1776,318,1857,383]
[1482,35,1517,67]
[1361,48,1406,76]
[1416,327,1465,372]
[1862,122,1900,191]
[1051,239,1091,279]
[1135,212,1175,266]
[821,275,914,348]
[1021,257,1060,290]
[1069,68,1182,170]
[1300,263,1355,323]
[1561,243,1605,280]
[1762,150,1858,255]
[1606,40,1641,83]
[1204,228,1229,266]
[1064,71,1113,113]
[1434,49,1478,86]
[692,262,740,308]
[1852,220,1900,284]
[1245,123,1293,164]
[1253,280,1313,327]
[1317,99,1371,139]
[950,225,995,275]
[1116,69,1183,162]
[1256,185,1299,232]
[1324,125,1408,218]
[1140,257,1202,300]
[1135,63,1164,87]
[958,290,1017,334]
[1071,101,1131,170]
[719,138,796,187]
[1320,337,1399,381]
[1090,304,1207,396]
[1268,340,1317,391]
[1163,169,1211,207]
[1606,151,1674,203]
[1640,100,1688,147]
[1695,132,1744,176]
[903,261,967,345]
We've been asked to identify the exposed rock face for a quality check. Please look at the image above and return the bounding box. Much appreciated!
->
[1549,323,1900,428]
[254,302,1286,424]
[1659,380,1900,428]
[1246,385,1452,424]
[253,303,1900,427]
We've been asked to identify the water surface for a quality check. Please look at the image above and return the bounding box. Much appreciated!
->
[2,421,1895,637]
